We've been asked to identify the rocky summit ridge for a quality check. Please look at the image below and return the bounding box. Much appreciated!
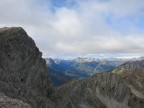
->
[0,27,71,108]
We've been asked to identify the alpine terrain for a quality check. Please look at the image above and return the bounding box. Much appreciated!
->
[0,27,144,108]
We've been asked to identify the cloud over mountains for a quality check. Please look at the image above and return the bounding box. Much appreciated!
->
[0,0,144,57]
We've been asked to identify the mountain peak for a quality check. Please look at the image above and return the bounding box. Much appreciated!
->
[0,27,72,108]
[0,27,24,32]
[112,60,144,75]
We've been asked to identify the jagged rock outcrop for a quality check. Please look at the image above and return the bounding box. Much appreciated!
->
[0,92,31,108]
[0,27,71,108]
[58,60,144,108]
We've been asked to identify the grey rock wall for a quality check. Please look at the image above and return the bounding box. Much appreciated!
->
[0,27,71,108]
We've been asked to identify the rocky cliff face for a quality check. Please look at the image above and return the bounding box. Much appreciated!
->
[59,60,144,108]
[0,27,71,108]
[0,92,31,108]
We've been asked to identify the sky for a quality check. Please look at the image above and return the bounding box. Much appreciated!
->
[0,0,144,58]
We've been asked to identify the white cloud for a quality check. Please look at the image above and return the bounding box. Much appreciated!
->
[0,0,144,57]
[51,8,82,36]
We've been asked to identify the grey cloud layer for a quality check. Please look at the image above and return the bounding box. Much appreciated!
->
[0,0,144,56]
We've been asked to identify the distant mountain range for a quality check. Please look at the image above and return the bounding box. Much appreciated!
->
[58,59,144,108]
[45,57,141,86]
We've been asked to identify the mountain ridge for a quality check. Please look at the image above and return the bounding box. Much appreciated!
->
[58,60,144,108]
[0,27,71,108]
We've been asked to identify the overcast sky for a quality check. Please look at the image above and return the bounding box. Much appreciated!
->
[0,0,144,58]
